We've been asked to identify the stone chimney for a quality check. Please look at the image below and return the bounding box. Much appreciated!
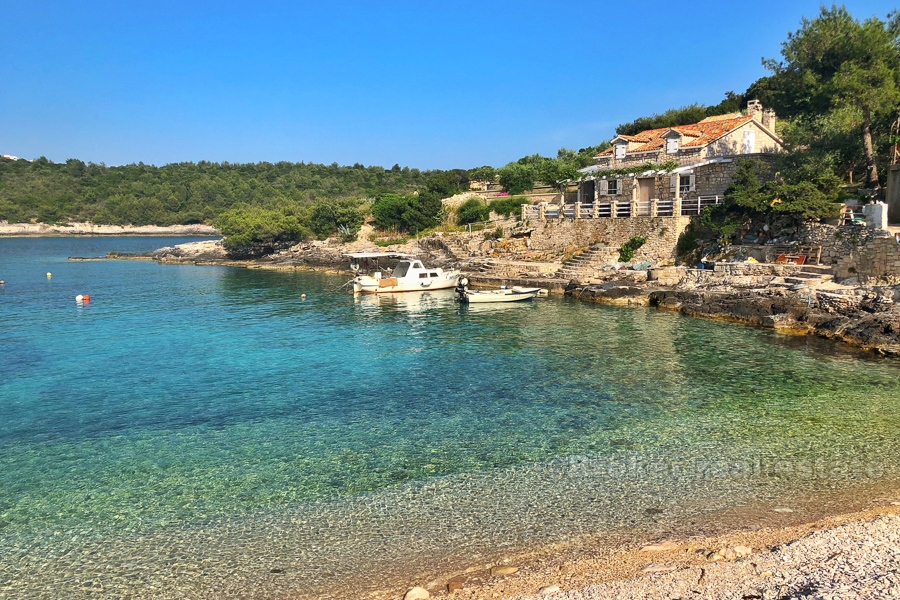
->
[746,99,763,121]
[762,108,776,133]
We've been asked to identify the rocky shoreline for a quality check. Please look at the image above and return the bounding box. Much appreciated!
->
[132,238,900,357]
[568,266,900,356]
[0,221,219,236]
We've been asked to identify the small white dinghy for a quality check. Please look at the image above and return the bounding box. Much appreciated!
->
[455,280,543,303]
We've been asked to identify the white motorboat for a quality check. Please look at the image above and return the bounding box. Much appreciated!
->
[345,252,461,294]
[456,282,543,303]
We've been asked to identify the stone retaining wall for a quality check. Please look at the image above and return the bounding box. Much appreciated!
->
[834,233,900,281]
[799,223,880,266]
[524,216,692,264]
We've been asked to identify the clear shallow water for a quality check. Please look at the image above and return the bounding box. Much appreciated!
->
[2,237,900,598]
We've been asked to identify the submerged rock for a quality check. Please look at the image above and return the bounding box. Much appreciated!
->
[403,586,430,600]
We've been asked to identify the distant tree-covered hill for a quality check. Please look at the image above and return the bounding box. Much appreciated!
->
[0,158,451,226]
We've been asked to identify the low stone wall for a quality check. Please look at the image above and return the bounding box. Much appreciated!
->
[834,233,900,281]
[799,223,881,266]
[523,216,691,264]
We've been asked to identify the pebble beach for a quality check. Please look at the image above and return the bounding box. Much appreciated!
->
[423,505,900,600]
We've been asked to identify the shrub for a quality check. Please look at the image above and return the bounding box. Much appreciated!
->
[676,230,698,258]
[618,236,647,262]
[456,198,489,225]
[216,206,312,258]
[489,195,531,217]
[372,193,442,233]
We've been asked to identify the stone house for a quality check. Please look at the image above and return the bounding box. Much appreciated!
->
[577,100,782,215]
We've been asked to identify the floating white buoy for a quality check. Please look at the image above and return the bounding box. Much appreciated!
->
[75,294,84,302]
[0,280,5,285]
[301,294,307,300]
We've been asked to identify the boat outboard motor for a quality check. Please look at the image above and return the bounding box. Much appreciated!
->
[455,277,469,300]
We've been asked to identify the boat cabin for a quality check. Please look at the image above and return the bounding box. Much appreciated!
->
[392,260,441,280]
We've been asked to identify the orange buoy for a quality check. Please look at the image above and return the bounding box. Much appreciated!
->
[83,294,90,302]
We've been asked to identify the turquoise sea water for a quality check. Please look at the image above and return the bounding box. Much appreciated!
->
[2,236,900,599]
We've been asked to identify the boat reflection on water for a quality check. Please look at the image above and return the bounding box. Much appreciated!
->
[352,289,458,313]
[459,299,540,313]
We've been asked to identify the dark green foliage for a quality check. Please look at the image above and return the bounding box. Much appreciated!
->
[496,148,599,195]
[371,193,442,233]
[676,229,698,258]
[701,159,841,238]
[618,236,647,262]
[308,199,365,240]
[370,194,409,230]
[468,165,497,183]
[215,206,312,258]
[456,198,489,225]
[758,6,900,186]
[489,195,530,217]
[497,161,538,195]
[0,157,435,226]
[615,94,746,136]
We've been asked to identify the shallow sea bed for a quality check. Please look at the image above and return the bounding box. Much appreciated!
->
[2,236,900,598]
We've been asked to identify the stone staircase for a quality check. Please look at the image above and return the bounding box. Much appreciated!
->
[418,235,471,260]
[556,245,619,280]
[442,236,473,259]
[769,264,834,290]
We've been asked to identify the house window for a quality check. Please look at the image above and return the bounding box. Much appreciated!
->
[679,174,694,195]
[614,144,626,159]
[607,179,618,195]
[742,129,756,154]
[666,137,679,154]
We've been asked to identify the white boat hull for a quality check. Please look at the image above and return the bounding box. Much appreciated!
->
[352,272,460,294]
[461,286,542,303]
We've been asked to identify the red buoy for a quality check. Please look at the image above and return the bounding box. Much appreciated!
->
[83,294,91,302]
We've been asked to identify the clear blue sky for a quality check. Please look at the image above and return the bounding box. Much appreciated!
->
[1,1,895,170]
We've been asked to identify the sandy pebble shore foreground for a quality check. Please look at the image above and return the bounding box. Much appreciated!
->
[0,222,219,236]
[404,505,900,600]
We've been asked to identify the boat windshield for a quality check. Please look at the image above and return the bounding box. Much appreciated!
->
[392,261,411,278]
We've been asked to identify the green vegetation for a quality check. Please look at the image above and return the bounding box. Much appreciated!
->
[675,229,698,259]
[488,195,531,218]
[371,193,442,234]
[755,6,899,188]
[216,206,312,258]
[618,236,647,262]
[456,198,489,225]
[496,146,610,194]
[615,94,746,136]
[0,158,471,257]
[702,158,842,238]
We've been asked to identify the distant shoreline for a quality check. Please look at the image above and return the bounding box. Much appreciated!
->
[0,222,219,237]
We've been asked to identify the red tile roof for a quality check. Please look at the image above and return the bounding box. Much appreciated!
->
[596,114,755,157]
